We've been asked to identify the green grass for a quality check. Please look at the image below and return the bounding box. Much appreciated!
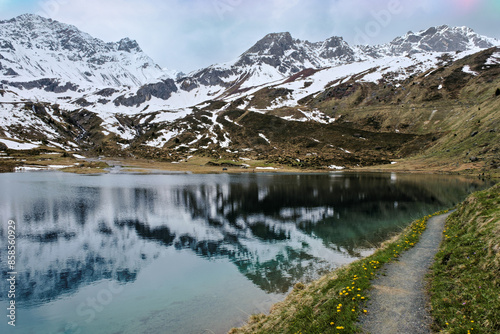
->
[207,159,243,167]
[230,210,450,334]
[430,183,500,334]
[61,161,110,174]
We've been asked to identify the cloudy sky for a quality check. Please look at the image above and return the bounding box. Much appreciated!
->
[1,0,499,73]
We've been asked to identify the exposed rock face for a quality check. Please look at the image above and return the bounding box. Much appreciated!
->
[234,32,358,74]
[178,78,199,92]
[117,37,142,52]
[243,32,295,57]
[183,67,236,88]
[113,79,178,107]
[95,88,119,97]
[319,37,356,60]
[2,78,78,92]
[3,68,17,76]
[0,40,14,50]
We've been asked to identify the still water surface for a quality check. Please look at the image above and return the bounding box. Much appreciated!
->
[0,172,490,334]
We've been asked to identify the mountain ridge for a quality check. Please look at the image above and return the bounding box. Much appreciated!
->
[178,24,499,102]
[1,14,499,99]
[0,14,499,175]
[0,13,166,87]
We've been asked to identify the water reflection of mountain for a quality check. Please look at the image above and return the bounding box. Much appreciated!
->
[0,173,487,300]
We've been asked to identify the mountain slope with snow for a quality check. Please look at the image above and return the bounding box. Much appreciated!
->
[0,14,167,88]
[1,15,498,112]
[0,15,499,173]
[177,25,499,98]
[384,25,499,55]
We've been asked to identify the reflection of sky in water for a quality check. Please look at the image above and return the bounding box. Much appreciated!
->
[0,172,489,334]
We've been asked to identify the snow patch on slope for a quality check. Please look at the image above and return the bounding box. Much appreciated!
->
[485,52,500,65]
[259,133,270,144]
[0,138,39,150]
[462,65,478,76]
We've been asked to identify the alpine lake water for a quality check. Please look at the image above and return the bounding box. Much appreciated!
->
[0,171,492,334]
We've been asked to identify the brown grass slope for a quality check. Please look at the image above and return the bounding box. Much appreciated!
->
[301,47,500,173]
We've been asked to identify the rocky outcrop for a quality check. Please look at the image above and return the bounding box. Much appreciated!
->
[117,37,141,53]
[2,78,78,92]
[95,87,118,97]
[113,79,178,107]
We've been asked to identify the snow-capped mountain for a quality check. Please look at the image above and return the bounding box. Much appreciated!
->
[174,25,499,101]
[382,25,499,55]
[0,14,167,88]
[1,15,498,109]
[169,32,363,104]
[187,32,360,86]
[1,14,499,168]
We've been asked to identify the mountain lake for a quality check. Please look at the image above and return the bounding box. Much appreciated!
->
[0,171,493,334]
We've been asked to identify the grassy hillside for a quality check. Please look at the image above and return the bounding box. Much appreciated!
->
[183,47,500,174]
[306,48,500,174]
[430,183,500,334]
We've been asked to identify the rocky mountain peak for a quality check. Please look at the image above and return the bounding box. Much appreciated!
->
[387,25,498,54]
[117,37,142,53]
[193,25,499,92]
[322,36,346,48]
[232,32,357,76]
[318,36,355,61]
[1,14,103,54]
[243,32,295,56]
[3,13,51,25]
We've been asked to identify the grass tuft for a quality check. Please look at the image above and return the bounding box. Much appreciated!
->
[430,183,500,334]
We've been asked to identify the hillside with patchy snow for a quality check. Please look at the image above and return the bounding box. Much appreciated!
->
[1,14,499,172]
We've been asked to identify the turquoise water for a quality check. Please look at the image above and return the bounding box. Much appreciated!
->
[0,172,490,333]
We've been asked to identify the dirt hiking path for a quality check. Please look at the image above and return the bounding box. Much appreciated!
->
[359,212,452,334]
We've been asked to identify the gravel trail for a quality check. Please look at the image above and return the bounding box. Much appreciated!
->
[359,212,452,334]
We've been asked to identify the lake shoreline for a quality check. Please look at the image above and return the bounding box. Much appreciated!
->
[91,155,500,178]
[2,150,499,179]
[229,210,452,333]
[229,183,499,333]
[0,171,494,333]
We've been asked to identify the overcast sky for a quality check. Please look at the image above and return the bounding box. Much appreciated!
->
[1,0,499,73]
